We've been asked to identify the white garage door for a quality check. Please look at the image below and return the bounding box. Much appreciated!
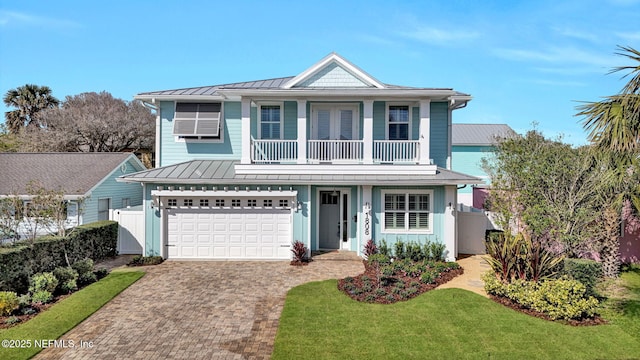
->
[166,208,292,259]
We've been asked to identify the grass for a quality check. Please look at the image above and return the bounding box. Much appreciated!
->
[273,268,640,360]
[0,269,144,360]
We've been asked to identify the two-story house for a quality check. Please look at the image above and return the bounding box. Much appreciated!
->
[119,53,480,261]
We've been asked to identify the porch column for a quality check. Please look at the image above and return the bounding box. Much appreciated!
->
[444,185,457,261]
[363,100,374,164]
[241,98,251,164]
[419,99,431,165]
[297,100,307,164]
[362,185,373,246]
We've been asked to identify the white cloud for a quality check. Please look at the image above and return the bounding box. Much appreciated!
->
[552,26,600,43]
[529,78,587,87]
[396,25,481,45]
[615,31,640,41]
[493,46,615,69]
[0,10,80,28]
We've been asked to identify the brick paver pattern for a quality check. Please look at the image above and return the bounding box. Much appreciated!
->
[35,258,364,359]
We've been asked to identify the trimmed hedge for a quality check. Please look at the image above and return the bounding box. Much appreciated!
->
[563,258,603,297]
[0,221,118,294]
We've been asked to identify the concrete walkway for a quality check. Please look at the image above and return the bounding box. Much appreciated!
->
[436,254,490,297]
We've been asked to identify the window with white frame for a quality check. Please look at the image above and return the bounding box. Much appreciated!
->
[173,102,222,140]
[387,105,410,140]
[259,104,282,139]
[382,191,432,232]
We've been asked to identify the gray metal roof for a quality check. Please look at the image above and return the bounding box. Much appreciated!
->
[119,160,482,186]
[0,153,141,196]
[137,77,295,96]
[452,124,517,146]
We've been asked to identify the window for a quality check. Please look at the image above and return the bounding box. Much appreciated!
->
[215,199,225,207]
[122,198,130,208]
[231,199,241,207]
[387,105,409,140]
[259,104,282,139]
[247,199,257,207]
[199,199,209,207]
[279,199,289,208]
[263,199,273,207]
[98,198,110,221]
[382,191,432,232]
[173,102,222,139]
[167,199,177,207]
[183,199,193,207]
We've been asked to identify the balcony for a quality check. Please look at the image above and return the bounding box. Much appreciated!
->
[251,138,420,164]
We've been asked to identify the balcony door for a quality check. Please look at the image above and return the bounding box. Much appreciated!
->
[311,105,358,141]
[311,105,359,162]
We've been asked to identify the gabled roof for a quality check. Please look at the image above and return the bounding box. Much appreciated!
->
[134,53,471,102]
[0,153,144,197]
[452,124,517,146]
[119,160,482,186]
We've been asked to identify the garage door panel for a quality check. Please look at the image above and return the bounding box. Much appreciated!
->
[166,207,291,259]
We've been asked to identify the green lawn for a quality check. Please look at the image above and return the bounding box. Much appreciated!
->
[273,269,640,360]
[0,270,144,360]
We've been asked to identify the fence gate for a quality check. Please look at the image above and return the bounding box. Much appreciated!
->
[113,208,144,255]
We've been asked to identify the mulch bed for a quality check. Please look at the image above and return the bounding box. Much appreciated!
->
[338,261,464,304]
[489,295,607,326]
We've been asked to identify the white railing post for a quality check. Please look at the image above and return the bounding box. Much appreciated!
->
[297,100,307,164]
[241,98,252,164]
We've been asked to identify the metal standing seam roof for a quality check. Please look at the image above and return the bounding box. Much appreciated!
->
[119,160,483,186]
[0,153,141,196]
[452,124,517,146]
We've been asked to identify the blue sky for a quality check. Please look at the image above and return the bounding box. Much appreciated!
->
[1,0,639,145]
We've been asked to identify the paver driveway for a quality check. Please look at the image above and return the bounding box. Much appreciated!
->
[36,258,364,359]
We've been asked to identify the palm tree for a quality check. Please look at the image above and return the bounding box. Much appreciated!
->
[577,46,640,153]
[3,84,60,134]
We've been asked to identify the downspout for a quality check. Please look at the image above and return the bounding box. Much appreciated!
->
[141,99,160,168]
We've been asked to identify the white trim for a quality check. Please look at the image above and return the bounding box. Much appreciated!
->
[315,187,352,251]
[297,100,308,164]
[151,190,297,197]
[235,163,437,175]
[419,99,431,165]
[241,98,252,164]
[307,185,311,256]
[257,101,284,140]
[283,53,385,89]
[385,103,413,141]
[380,190,434,234]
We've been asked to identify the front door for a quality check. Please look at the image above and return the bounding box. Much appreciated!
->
[319,191,340,249]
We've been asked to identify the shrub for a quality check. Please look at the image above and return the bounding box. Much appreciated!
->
[482,272,599,320]
[405,241,424,262]
[4,316,20,325]
[379,239,391,257]
[428,242,447,262]
[0,291,19,316]
[394,240,406,259]
[94,267,109,280]
[363,239,378,258]
[290,240,308,263]
[367,253,390,266]
[31,290,53,304]
[72,258,95,275]
[29,272,58,294]
[18,294,31,309]
[53,266,79,294]
[420,271,437,284]
[78,272,97,287]
[128,255,164,266]
[563,258,602,297]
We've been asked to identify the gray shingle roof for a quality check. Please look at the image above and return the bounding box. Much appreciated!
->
[452,124,516,146]
[0,153,138,196]
[120,160,482,186]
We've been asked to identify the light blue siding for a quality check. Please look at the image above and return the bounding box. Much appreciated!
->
[430,102,449,168]
[373,101,386,140]
[411,106,420,141]
[283,101,297,140]
[82,157,145,224]
[292,185,309,249]
[452,145,493,193]
[159,101,242,166]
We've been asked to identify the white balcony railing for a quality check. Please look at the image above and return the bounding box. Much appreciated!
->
[373,140,420,163]
[250,139,420,164]
[251,139,298,163]
[307,140,363,163]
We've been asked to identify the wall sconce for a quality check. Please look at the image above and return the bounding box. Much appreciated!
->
[151,197,159,209]
[296,201,302,212]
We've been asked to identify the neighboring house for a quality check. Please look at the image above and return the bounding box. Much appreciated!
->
[451,124,516,210]
[119,53,481,261]
[0,153,146,239]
